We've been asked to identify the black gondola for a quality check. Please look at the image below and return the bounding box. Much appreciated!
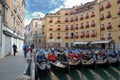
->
[96,59,109,68]
[82,58,96,69]
[35,60,51,80]
[108,56,119,66]
[68,59,82,70]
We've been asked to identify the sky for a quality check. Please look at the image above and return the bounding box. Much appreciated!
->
[25,0,94,26]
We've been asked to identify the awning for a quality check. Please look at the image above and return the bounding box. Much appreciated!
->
[91,40,112,44]
[73,41,89,45]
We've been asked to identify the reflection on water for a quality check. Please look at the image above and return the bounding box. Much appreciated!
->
[39,66,120,80]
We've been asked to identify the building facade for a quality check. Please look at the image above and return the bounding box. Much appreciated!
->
[0,0,25,58]
[44,0,120,50]
[25,18,45,48]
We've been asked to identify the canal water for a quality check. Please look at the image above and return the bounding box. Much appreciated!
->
[40,66,120,80]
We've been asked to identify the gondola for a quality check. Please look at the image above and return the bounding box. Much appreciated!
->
[50,60,69,73]
[46,53,69,73]
[106,51,119,66]
[68,53,82,70]
[35,59,51,80]
[108,56,119,66]
[96,58,109,68]
[82,58,95,69]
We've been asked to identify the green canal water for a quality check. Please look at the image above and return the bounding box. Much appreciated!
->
[40,66,120,80]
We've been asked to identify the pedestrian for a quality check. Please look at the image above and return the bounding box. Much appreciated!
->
[12,43,17,56]
[23,43,28,58]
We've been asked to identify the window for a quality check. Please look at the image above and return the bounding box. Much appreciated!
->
[108,33,112,37]
[5,8,8,22]
[35,22,38,27]
[65,43,68,47]
[71,33,74,36]
[39,39,41,44]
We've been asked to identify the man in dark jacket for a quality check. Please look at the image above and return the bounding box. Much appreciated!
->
[12,43,17,56]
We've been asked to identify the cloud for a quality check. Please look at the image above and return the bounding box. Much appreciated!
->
[50,5,64,13]
[25,11,45,26]
[49,0,94,13]
[63,0,94,8]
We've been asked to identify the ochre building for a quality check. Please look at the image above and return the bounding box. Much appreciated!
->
[44,0,120,50]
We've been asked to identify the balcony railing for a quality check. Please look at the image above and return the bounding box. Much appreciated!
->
[118,24,120,27]
[65,36,69,39]
[65,27,69,31]
[106,13,111,18]
[49,37,53,39]
[80,16,84,20]
[57,28,61,30]
[49,28,53,31]
[101,37,105,40]
[107,24,112,29]
[100,16,104,20]
[100,5,104,11]
[91,33,96,37]
[91,23,95,27]
[117,0,120,3]
[106,2,111,8]
[91,13,95,17]
[57,36,61,39]
[101,26,105,30]
[49,20,53,23]
[107,37,112,40]
[65,19,69,22]
[70,36,74,39]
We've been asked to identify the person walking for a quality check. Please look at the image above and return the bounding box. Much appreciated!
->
[23,43,28,58]
[12,43,17,56]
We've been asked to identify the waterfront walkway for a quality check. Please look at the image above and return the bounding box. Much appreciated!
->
[0,52,28,80]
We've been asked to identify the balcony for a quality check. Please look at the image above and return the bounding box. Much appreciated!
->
[85,24,89,28]
[117,10,120,15]
[106,2,111,8]
[101,26,105,30]
[91,13,95,17]
[118,24,120,27]
[70,19,74,22]
[65,27,69,31]
[65,36,69,39]
[91,23,95,27]
[75,17,78,21]
[107,24,112,29]
[65,19,69,22]
[75,35,79,38]
[86,34,90,38]
[57,20,61,23]
[57,28,61,30]
[70,36,74,39]
[107,37,112,40]
[80,35,84,38]
[106,13,111,18]
[85,15,89,19]
[100,16,104,20]
[49,36,53,39]
[80,25,84,29]
[70,27,74,30]
[91,33,96,37]
[80,16,84,20]
[57,36,61,39]
[117,0,120,3]
[70,11,73,15]
[75,26,79,29]
[65,12,68,15]
[101,37,105,40]
[100,5,104,11]
[49,20,53,23]
[49,28,53,31]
